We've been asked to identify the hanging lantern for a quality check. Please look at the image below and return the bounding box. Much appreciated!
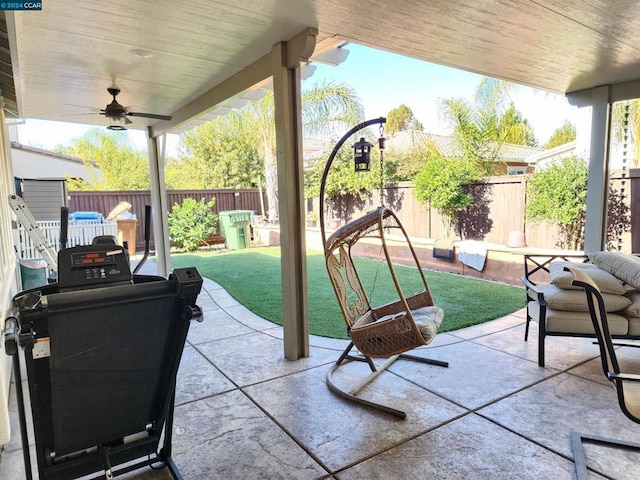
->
[353,137,372,172]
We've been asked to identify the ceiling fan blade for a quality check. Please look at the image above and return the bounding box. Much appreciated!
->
[62,112,100,117]
[126,112,172,121]
[125,117,133,124]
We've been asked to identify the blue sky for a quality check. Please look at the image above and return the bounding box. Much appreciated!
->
[14,43,577,153]
[304,44,578,145]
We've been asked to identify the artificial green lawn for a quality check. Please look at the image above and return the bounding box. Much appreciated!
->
[171,247,525,339]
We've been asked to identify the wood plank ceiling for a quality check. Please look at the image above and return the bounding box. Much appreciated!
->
[4,0,640,131]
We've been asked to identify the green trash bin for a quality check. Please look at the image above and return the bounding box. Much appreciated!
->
[20,260,47,290]
[219,210,252,249]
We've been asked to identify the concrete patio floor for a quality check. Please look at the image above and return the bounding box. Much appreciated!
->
[2,261,640,479]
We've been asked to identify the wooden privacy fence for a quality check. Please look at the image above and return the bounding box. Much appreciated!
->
[68,168,640,253]
[318,168,639,252]
[69,189,267,250]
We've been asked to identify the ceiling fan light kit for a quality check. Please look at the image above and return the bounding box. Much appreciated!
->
[100,87,172,130]
[107,115,127,131]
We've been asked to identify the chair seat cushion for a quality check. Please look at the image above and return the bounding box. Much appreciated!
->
[536,284,631,312]
[549,261,626,295]
[529,301,629,335]
[627,316,640,336]
[412,306,444,343]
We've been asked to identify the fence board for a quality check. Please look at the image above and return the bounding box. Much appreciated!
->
[67,170,639,253]
[69,189,268,250]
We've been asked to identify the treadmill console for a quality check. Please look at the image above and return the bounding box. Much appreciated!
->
[57,244,133,290]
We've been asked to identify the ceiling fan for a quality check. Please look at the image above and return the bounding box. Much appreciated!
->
[101,87,172,130]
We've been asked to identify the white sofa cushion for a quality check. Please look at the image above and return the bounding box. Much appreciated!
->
[623,291,640,317]
[549,261,626,294]
[627,316,640,336]
[589,252,640,289]
[529,301,629,335]
[536,284,631,312]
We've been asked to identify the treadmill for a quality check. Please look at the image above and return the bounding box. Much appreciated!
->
[4,206,203,480]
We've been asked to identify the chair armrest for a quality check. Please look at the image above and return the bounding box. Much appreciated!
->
[520,275,546,305]
[608,372,640,382]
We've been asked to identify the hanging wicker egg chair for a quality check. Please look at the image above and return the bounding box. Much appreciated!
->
[320,118,449,418]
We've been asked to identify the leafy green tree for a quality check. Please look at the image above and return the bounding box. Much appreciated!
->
[178,80,363,222]
[442,97,501,172]
[544,121,576,149]
[168,198,219,251]
[414,154,483,237]
[176,109,262,189]
[386,104,423,134]
[525,156,588,250]
[526,156,631,250]
[498,103,538,146]
[473,77,538,146]
[59,128,149,190]
[266,80,364,221]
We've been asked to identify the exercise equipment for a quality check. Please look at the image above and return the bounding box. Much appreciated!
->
[4,205,203,480]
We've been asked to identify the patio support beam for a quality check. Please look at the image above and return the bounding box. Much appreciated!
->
[271,29,316,360]
[147,129,172,277]
[149,54,274,138]
[567,85,612,253]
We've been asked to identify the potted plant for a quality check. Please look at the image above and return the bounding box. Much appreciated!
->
[307,211,318,228]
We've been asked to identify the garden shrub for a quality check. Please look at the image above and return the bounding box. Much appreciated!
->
[168,197,219,251]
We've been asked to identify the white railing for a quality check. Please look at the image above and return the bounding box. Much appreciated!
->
[15,220,118,261]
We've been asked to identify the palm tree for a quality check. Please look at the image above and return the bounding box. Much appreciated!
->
[59,128,149,190]
[242,80,364,221]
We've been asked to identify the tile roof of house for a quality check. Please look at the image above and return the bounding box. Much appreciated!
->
[384,130,544,163]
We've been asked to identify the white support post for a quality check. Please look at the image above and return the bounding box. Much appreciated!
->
[147,129,172,277]
[271,32,315,359]
[583,86,611,254]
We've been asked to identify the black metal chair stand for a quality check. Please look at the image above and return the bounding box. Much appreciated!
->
[567,267,640,480]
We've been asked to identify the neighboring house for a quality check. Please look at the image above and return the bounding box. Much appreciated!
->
[10,141,101,183]
[385,130,544,175]
[529,140,632,171]
[528,141,577,169]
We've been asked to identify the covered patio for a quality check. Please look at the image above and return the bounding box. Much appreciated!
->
[2,1,640,478]
[3,259,640,478]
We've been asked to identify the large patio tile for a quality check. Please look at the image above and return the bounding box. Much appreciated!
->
[206,286,241,309]
[4,380,34,454]
[196,332,336,386]
[175,345,235,405]
[337,414,579,480]
[201,277,222,291]
[262,326,352,351]
[243,364,466,472]
[448,312,526,340]
[389,340,554,409]
[172,390,326,479]
[0,445,37,480]
[567,343,640,386]
[478,373,640,479]
[224,304,280,330]
[187,309,255,344]
[195,290,218,312]
[473,321,601,371]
